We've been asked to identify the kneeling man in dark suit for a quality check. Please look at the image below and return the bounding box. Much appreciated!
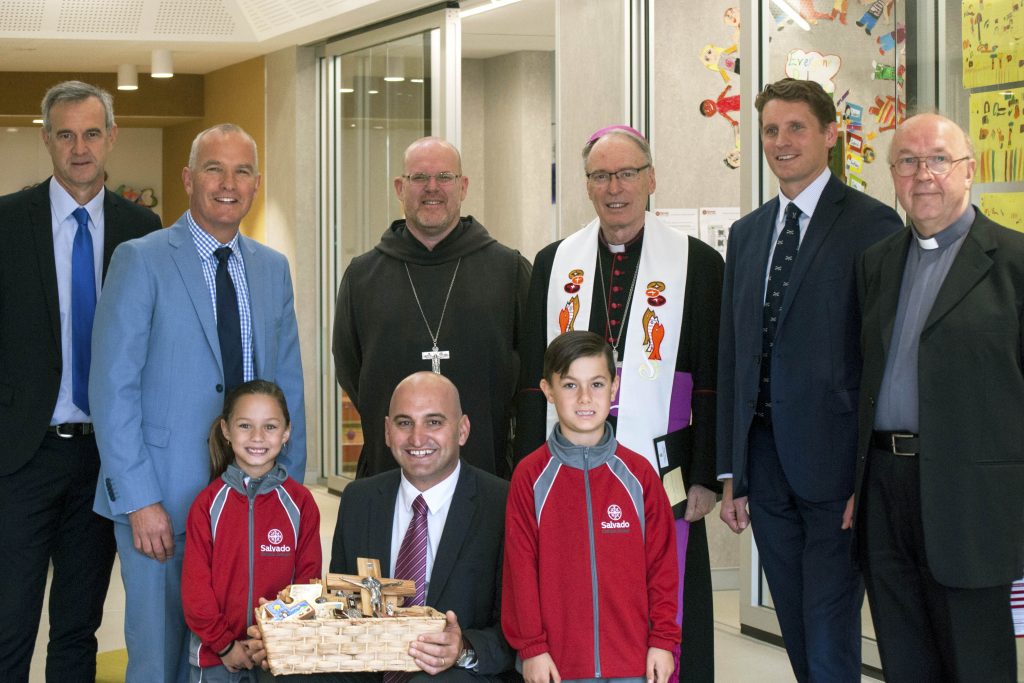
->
[855,112,1024,681]
[254,371,514,682]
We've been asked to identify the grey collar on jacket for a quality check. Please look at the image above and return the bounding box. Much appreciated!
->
[545,422,617,470]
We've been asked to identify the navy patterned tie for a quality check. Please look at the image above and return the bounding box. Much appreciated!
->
[71,207,95,414]
[756,202,802,421]
[214,246,243,393]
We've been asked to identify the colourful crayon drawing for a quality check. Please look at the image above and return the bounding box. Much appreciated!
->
[962,0,1024,88]
[785,49,842,94]
[980,193,1024,232]
[969,88,1024,183]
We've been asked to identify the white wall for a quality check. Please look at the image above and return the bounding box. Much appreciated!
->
[0,127,164,223]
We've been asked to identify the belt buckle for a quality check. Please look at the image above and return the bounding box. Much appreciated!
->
[54,424,76,439]
[891,432,915,456]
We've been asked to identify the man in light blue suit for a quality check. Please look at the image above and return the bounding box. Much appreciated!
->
[90,123,306,683]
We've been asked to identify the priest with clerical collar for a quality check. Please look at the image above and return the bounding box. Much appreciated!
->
[333,136,531,480]
[513,124,724,683]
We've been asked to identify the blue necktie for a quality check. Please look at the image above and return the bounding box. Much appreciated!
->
[757,202,802,421]
[215,246,243,393]
[71,207,95,415]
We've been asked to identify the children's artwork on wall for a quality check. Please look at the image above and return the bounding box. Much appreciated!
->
[724,124,741,169]
[724,6,741,44]
[763,0,904,205]
[700,84,740,127]
[876,23,905,55]
[768,1,795,31]
[981,193,1024,231]
[962,0,1024,89]
[786,49,842,94]
[868,93,906,132]
[701,43,740,82]
[798,0,832,24]
[871,60,905,87]
[690,4,742,176]
[819,0,850,25]
[854,0,894,36]
[114,184,159,210]
[970,87,1024,183]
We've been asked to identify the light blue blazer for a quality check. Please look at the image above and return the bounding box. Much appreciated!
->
[90,214,306,532]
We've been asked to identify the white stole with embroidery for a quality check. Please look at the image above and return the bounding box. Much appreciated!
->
[545,212,689,468]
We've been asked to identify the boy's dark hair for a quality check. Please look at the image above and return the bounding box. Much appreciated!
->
[543,331,615,382]
[754,78,836,130]
[208,379,290,480]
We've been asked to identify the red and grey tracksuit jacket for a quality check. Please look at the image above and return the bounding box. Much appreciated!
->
[502,424,679,679]
[182,463,322,668]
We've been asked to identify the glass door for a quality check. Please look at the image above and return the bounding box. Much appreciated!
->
[319,8,461,491]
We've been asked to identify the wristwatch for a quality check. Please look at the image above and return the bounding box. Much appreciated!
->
[455,646,478,669]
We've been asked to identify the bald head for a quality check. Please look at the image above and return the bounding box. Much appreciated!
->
[889,113,976,237]
[386,372,470,491]
[403,137,463,174]
[388,371,464,417]
[888,113,974,165]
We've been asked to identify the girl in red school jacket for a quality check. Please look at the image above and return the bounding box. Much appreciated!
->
[182,380,321,681]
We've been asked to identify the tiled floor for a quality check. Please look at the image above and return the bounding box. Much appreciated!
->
[24,484,1013,682]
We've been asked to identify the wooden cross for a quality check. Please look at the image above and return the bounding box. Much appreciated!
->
[421,345,450,374]
[326,557,415,616]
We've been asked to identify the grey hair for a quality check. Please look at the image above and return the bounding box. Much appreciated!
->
[581,130,653,168]
[41,81,115,133]
[188,123,260,170]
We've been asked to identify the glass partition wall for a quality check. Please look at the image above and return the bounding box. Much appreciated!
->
[318,8,460,491]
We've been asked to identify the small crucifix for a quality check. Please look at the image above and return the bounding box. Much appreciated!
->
[421,345,450,374]
[327,557,415,616]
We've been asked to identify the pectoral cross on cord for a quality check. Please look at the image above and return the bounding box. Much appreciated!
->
[405,259,461,375]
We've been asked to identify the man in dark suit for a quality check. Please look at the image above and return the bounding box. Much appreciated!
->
[255,371,513,681]
[717,78,901,682]
[854,112,1024,681]
[0,81,161,682]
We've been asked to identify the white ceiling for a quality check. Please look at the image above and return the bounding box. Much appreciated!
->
[0,0,554,74]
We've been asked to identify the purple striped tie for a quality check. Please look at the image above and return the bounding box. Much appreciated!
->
[394,495,428,606]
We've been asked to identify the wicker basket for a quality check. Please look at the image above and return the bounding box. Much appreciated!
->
[257,608,447,675]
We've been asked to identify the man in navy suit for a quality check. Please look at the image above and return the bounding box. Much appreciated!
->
[716,78,901,682]
[0,81,160,682]
[91,123,305,683]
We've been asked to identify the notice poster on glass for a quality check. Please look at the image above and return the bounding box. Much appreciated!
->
[653,208,700,240]
[698,206,741,258]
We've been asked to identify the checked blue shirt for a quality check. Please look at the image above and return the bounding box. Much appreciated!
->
[187,211,255,384]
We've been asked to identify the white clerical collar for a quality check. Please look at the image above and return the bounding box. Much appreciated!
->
[914,233,939,250]
[399,460,461,514]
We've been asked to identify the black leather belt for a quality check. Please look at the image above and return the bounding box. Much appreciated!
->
[871,431,919,456]
[47,423,95,439]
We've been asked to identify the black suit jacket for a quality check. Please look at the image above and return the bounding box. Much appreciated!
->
[856,210,1024,588]
[717,174,902,500]
[0,179,161,475]
[330,463,514,676]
